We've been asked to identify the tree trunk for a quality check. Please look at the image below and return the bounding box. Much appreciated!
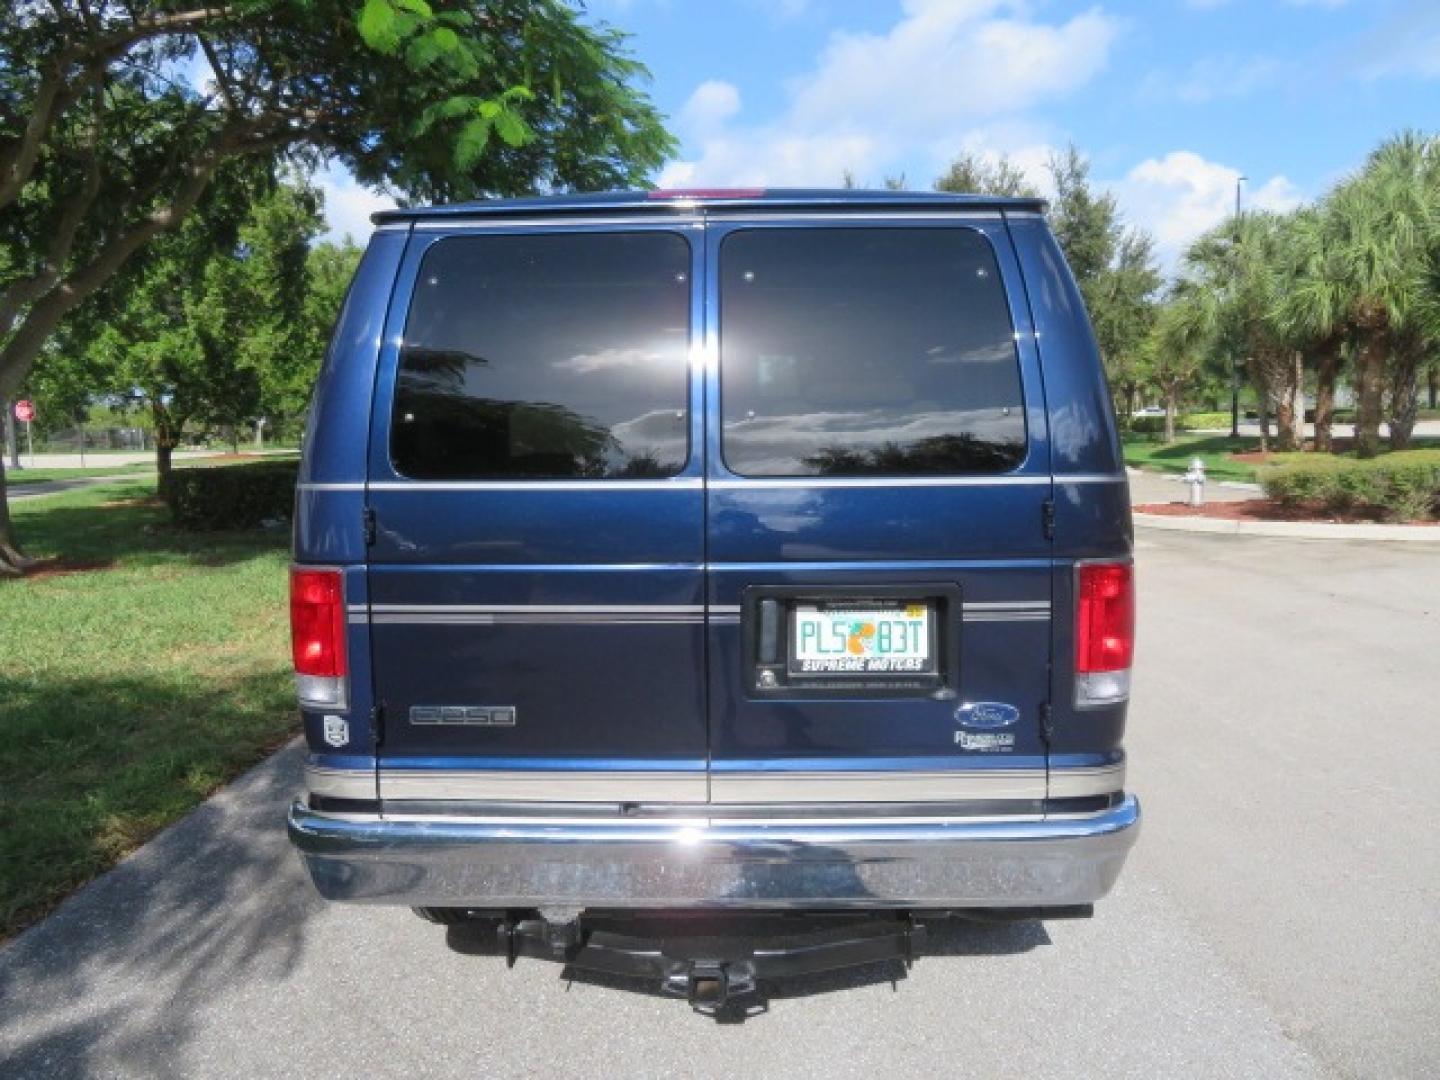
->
[1354,329,1386,459]
[0,453,39,576]
[1283,350,1305,453]
[1427,364,1438,410]
[2,395,17,468]
[1314,342,1340,453]
[156,441,175,497]
[153,402,179,499]
[1388,342,1420,452]
[1163,386,1177,444]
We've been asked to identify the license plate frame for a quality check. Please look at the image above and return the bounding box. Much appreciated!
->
[740,584,961,698]
[788,601,938,677]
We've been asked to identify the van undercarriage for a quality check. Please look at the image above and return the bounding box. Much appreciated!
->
[413,907,1095,1013]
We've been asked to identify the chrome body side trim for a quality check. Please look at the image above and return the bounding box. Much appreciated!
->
[710,769,1046,803]
[1048,763,1126,799]
[346,601,1049,626]
[378,769,708,804]
[287,796,1140,909]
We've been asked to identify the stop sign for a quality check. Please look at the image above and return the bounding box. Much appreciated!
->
[13,400,34,423]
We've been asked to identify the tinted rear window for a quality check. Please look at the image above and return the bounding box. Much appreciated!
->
[392,232,690,480]
[718,228,1026,477]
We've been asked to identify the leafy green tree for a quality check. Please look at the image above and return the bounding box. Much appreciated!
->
[933,151,1039,198]
[1146,285,1212,444]
[199,175,326,443]
[68,173,335,485]
[287,238,365,438]
[1047,145,1162,422]
[0,0,673,572]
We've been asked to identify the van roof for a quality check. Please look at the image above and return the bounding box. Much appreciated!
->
[372,188,1047,224]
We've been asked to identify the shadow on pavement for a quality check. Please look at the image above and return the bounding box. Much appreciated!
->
[442,914,1050,1023]
[0,744,321,1080]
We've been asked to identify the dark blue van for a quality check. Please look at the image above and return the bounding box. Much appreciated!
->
[288,189,1139,1002]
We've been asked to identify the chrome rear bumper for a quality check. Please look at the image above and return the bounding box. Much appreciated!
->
[287,796,1140,910]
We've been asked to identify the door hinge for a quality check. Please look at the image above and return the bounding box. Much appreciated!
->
[1041,498,1056,540]
[362,506,377,546]
[371,702,386,748]
[1039,702,1053,741]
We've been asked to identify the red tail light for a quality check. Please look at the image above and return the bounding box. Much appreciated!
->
[1075,562,1133,707]
[291,567,347,678]
[1076,562,1134,672]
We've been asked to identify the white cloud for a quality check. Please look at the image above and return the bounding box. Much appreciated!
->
[315,164,396,245]
[662,0,1121,189]
[677,80,742,138]
[1111,151,1303,266]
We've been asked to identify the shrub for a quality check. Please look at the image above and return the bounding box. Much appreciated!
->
[1180,411,1230,430]
[1130,416,1167,435]
[166,460,299,531]
[1261,450,1440,521]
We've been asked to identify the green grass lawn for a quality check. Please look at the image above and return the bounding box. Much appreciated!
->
[0,481,295,939]
[6,452,298,487]
[7,463,153,485]
[1122,434,1263,483]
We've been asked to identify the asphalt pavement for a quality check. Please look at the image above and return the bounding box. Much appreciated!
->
[1,530,1436,1079]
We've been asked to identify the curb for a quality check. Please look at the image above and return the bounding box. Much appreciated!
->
[1134,512,1440,543]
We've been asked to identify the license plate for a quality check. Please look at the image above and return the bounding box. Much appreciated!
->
[789,602,934,675]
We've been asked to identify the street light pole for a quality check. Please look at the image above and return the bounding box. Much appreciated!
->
[1230,175,1247,439]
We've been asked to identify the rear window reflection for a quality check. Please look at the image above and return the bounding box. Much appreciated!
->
[719,228,1026,477]
[392,232,690,480]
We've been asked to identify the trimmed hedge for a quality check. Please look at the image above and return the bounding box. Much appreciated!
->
[1128,411,1230,436]
[1180,411,1231,430]
[166,460,299,531]
[1261,450,1440,522]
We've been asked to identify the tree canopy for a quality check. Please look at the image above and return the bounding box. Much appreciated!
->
[1160,131,1440,455]
[0,0,675,571]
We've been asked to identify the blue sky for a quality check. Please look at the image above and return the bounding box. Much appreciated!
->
[322,0,1440,269]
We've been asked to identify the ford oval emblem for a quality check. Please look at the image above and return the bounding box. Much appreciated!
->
[957,702,1021,729]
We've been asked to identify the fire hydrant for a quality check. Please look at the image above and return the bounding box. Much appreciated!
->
[1184,456,1206,507]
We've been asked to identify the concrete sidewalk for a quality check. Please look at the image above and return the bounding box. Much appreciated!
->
[1127,468,1256,506]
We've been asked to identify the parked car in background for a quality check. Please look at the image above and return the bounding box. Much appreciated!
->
[287,189,1140,1008]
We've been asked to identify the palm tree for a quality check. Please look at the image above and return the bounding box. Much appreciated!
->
[1273,207,1348,452]
[1184,211,1298,451]
[1148,283,1212,444]
[1328,133,1438,456]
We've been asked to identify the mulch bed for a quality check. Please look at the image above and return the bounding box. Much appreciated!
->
[1134,499,1439,526]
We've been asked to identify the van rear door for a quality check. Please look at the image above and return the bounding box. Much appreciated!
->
[364,223,709,803]
[703,218,1054,806]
